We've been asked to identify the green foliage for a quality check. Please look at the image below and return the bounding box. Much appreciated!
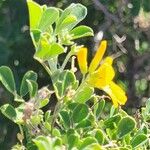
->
[53,70,77,98]
[117,116,136,138]
[0,1,150,150]
[131,133,148,148]
[20,71,37,97]
[35,42,64,60]
[0,66,16,95]
[0,104,17,121]
[72,104,89,123]
[28,0,93,62]
[73,86,94,103]
[70,25,94,39]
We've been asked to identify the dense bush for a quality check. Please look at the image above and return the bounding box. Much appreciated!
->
[0,0,150,149]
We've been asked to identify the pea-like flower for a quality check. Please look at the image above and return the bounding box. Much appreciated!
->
[77,40,127,107]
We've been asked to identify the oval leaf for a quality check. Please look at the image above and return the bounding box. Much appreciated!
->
[27,80,38,98]
[70,25,93,39]
[0,66,16,94]
[76,119,91,128]
[33,136,52,150]
[60,110,71,128]
[27,0,43,29]
[56,3,87,32]
[0,104,17,122]
[74,86,94,103]
[38,7,59,31]
[131,133,148,148]
[56,15,77,32]
[20,71,37,97]
[68,134,79,149]
[72,103,89,123]
[117,116,136,138]
[35,42,64,60]
[79,137,97,150]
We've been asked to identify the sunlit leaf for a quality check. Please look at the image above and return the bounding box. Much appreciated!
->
[0,66,16,94]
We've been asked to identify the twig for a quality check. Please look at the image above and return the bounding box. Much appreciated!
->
[91,0,119,23]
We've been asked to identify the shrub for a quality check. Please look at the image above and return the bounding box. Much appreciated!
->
[0,1,150,150]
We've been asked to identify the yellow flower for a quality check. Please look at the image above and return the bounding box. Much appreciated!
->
[102,81,127,107]
[89,40,107,73]
[76,40,127,107]
[77,47,88,74]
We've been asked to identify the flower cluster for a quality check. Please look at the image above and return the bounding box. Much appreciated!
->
[77,40,127,107]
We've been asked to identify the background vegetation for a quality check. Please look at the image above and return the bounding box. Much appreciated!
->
[0,0,150,149]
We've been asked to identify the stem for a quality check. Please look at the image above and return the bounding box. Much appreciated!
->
[51,101,62,133]
[18,124,24,138]
[81,74,86,83]
[35,57,52,76]
[61,50,72,70]
[41,62,52,76]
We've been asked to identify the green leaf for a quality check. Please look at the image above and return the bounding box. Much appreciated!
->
[38,7,59,31]
[35,42,64,60]
[131,133,148,148]
[44,110,51,122]
[94,129,104,145]
[15,104,25,123]
[0,66,16,94]
[83,143,102,150]
[57,15,77,32]
[68,134,79,150]
[68,102,79,110]
[110,105,117,117]
[117,116,136,138]
[70,25,93,39]
[79,137,97,150]
[54,81,63,97]
[60,110,70,128]
[53,137,62,147]
[94,98,105,119]
[56,3,87,32]
[104,114,121,129]
[31,115,41,125]
[39,99,49,108]
[74,86,94,103]
[52,128,61,137]
[30,29,41,46]
[72,103,89,123]
[54,70,77,97]
[62,70,76,92]
[76,119,91,128]
[20,71,37,97]
[27,0,43,29]
[0,104,17,122]
[33,136,52,150]
[27,80,38,98]
[67,129,76,137]
[44,122,51,132]
[118,147,130,150]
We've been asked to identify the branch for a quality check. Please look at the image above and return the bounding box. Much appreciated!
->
[91,0,119,23]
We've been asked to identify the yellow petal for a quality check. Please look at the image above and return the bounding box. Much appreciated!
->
[103,56,113,65]
[87,63,115,88]
[109,81,127,105]
[77,47,88,74]
[102,81,127,107]
[89,40,107,73]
